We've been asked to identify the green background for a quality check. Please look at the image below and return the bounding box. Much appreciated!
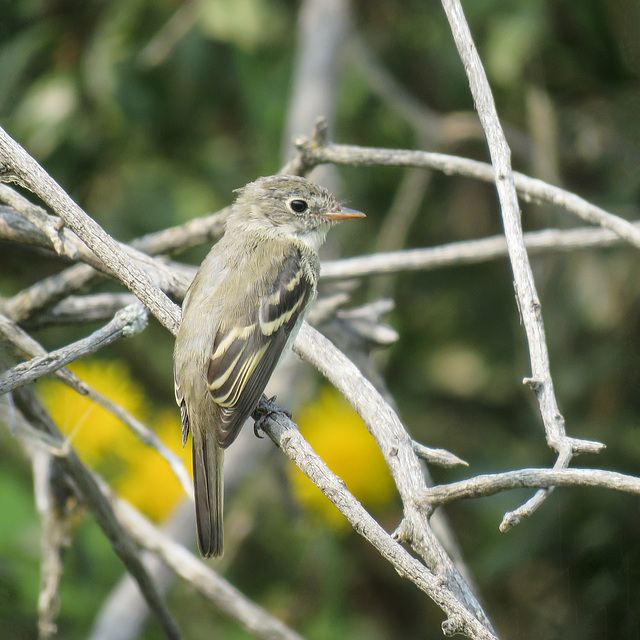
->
[1,0,640,638]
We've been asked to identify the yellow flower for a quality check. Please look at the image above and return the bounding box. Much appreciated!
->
[39,360,146,468]
[40,359,189,521]
[289,387,395,530]
[117,410,192,521]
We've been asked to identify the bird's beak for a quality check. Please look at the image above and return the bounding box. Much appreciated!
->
[323,206,366,221]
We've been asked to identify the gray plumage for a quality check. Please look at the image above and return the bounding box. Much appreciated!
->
[173,175,364,557]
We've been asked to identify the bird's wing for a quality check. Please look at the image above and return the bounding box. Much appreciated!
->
[207,249,314,449]
[174,369,191,447]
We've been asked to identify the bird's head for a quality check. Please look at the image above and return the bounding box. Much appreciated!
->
[228,175,364,249]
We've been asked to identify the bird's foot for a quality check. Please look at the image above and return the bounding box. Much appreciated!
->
[253,395,292,437]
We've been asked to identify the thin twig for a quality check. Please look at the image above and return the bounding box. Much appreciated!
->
[320,223,639,279]
[413,441,468,468]
[8,386,184,640]
[0,303,148,395]
[22,293,138,330]
[0,184,71,257]
[109,488,309,640]
[4,263,100,323]
[439,0,600,523]
[292,134,640,248]
[420,468,640,511]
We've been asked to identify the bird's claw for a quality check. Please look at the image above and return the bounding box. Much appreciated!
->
[253,395,291,437]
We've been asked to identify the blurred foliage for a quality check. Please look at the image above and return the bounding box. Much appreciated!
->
[289,386,396,529]
[1,0,640,639]
[39,360,190,521]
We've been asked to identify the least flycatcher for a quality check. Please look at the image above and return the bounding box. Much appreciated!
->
[174,175,364,557]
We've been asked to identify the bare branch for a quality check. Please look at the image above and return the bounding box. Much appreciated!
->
[321,223,640,280]
[0,184,72,258]
[130,208,228,256]
[0,303,148,395]
[438,0,602,521]
[110,489,308,640]
[0,126,181,334]
[292,136,640,249]
[8,387,184,640]
[292,323,496,636]
[23,293,138,330]
[4,262,100,323]
[0,206,189,323]
[420,468,640,511]
[252,400,498,640]
[413,441,468,469]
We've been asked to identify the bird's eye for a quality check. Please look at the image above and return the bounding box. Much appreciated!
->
[289,199,308,214]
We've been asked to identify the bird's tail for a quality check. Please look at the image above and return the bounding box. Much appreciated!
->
[192,428,224,557]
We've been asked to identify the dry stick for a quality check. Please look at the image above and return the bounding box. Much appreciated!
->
[421,468,640,509]
[252,403,498,640]
[439,0,568,526]
[296,141,640,249]
[0,310,91,392]
[9,386,184,640]
[25,293,139,330]
[0,184,71,257]
[3,248,185,323]
[292,323,496,638]
[4,263,100,324]
[0,307,193,495]
[0,205,187,325]
[413,441,468,469]
[0,126,181,335]
[130,207,228,255]
[109,489,308,640]
[1,202,225,323]
[18,222,640,330]
[321,223,639,280]
[0,303,148,395]
[32,451,72,640]
[0,205,96,261]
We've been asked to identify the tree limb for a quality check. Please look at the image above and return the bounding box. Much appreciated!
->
[253,400,498,640]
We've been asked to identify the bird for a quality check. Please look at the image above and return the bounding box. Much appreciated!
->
[173,174,365,557]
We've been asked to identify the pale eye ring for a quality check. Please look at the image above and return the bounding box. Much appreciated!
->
[289,199,308,214]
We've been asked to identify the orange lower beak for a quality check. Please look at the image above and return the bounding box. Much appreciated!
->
[323,207,366,220]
